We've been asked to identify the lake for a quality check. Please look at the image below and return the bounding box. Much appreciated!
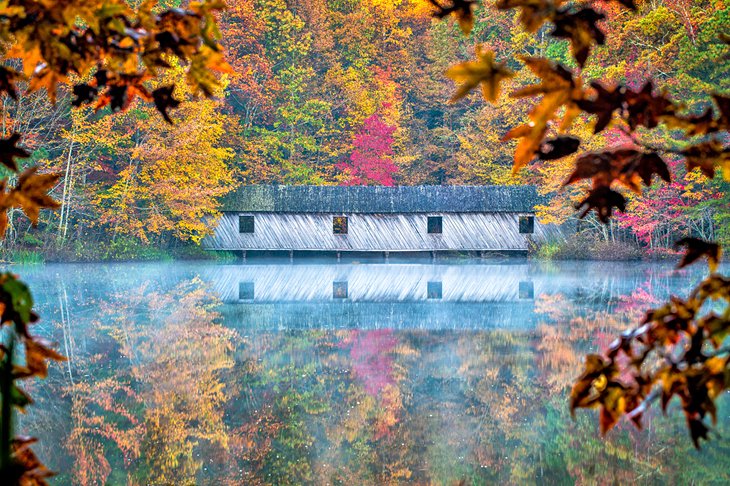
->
[9,259,730,485]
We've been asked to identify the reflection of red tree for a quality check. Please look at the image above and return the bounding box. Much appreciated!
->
[616,285,660,320]
[346,329,397,396]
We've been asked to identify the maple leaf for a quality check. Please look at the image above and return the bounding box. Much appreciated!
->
[71,83,98,107]
[428,0,478,36]
[152,85,181,124]
[624,81,675,130]
[188,46,233,97]
[552,7,606,67]
[688,415,711,449]
[94,69,109,87]
[511,57,574,98]
[537,136,580,160]
[675,237,722,273]
[576,186,626,223]
[506,57,583,170]
[9,436,56,484]
[511,56,583,130]
[8,168,61,225]
[620,152,670,186]
[503,122,547,171]
[682,141,730,180]
[21,337,66,379]
[0,133,31,172]
[570,354,616,414]
[714,94,730,129]
[27,66,67,105]
[563,149,623,186]
[576,82,626,133]
[0,66,19,100]
[677,94,730,135]
[445,47,514,103]
[677,107,717,136]
[565,149,667,194]
[154,30,191,58]
[599,386,629,434]
[495,0,556,33]
[611,0,636,8]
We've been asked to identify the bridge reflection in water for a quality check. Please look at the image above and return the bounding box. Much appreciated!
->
[205,263,537,330]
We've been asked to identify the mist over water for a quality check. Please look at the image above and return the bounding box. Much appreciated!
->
[10,259,730,484]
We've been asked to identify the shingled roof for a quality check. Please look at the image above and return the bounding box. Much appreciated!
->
[221,185,544,213]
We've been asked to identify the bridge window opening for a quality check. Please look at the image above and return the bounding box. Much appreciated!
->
[239,282,255,300]
[519,281,534,299]
[239,215,255,234]
[519,215,534,234]
[427,281,442,299]
[333,216,348,234]
[333,281,348,299]
[427,216,442,234]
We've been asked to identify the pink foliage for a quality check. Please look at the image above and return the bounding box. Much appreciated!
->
[337,113,398,186]
[616,286,660,320]
[615,157,721,245]
[345,329,397,397]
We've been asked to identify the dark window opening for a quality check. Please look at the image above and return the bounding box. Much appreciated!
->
[519,215,534,234]
[239,215,255,234]
[333,216,348,234]
[519,281,534,300]
[427,216,442,234]
[239,282,255,300]
[427,281,442,299]
[333,281,348,299]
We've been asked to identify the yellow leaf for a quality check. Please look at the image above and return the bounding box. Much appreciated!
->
[445,47,514,103]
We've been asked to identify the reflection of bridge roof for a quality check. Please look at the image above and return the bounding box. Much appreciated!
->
[206,264,534,303]
[221,185,544,213]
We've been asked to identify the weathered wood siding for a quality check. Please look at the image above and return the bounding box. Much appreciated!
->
[203,212,560,251]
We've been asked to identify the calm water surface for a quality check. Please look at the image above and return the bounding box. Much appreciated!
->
[9,259,730,485]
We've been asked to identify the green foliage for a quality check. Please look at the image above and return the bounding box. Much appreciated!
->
[102,237,173,262]
[534,234,643,261]
[4,250,44,265]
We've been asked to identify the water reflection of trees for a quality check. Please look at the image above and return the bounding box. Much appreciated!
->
[20,266,730,484]
[63,278,235,485]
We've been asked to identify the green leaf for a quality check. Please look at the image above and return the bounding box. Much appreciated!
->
[1,274,33,325]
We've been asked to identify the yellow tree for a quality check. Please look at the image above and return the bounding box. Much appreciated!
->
[93,67,235,245]
[0,1,231,482]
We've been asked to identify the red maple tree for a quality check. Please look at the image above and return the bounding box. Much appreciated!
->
[338,112,398,186]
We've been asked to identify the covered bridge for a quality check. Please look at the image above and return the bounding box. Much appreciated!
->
[202,185,562,255]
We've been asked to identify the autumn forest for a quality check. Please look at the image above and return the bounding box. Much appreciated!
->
[0,0,729,485]
[0,0,725,259]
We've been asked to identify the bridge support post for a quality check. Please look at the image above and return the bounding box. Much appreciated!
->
[242,250,247,263]
[431,251,437,262]
[384,251,389,263]
[289,250,294,263]
[337,251,341,263]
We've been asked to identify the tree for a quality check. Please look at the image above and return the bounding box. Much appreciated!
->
[337,112,398,186]
[93,67,235,245]
[0,1,230,482]
[433,0,729,448]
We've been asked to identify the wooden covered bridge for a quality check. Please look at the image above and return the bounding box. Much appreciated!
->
[202,185,563,257]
